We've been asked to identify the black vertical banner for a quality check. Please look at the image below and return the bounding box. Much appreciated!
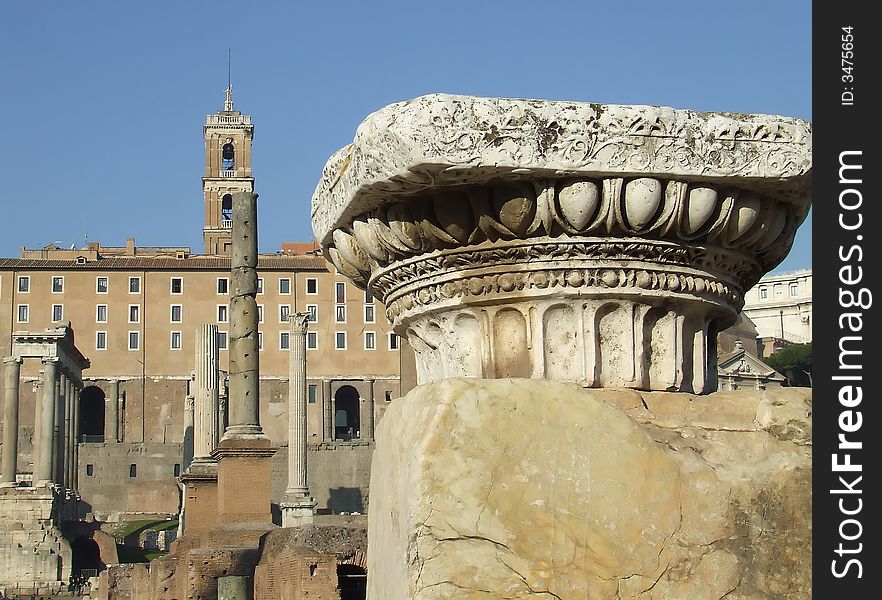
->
[814,1,880,596]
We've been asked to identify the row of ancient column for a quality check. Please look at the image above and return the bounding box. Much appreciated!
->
[2,356,84,489]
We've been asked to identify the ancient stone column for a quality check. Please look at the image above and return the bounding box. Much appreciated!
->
[322,379,333,442]
[36,358,58,485]
[224,192,264,439]
[183,394,195,471]
[281,313,315,526]
[363,378,375,441]
[194,324,220,459]
[52,373,65,485]
[311,94,813,598]
[72,384,80,490]
[1,357,22,485]
[107,379,120,443]
[210,190,275,533]
[63,376,72,488]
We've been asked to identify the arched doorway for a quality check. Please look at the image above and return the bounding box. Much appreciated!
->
[334,385,360,441]
[79,386,106,442]
[70,536,104,577]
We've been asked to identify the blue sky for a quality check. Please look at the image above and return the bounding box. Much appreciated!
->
[0,1,811,272]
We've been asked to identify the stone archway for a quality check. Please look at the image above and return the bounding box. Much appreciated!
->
[70,536,104,577]
[337,549,367,598]
[334,385,360,441]
[79,386,106,441]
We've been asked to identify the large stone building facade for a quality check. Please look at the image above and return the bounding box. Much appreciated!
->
[0,90,404,528]
[740,269,812,355]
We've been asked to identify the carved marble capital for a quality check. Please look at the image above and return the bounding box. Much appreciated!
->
[311,95,811,392]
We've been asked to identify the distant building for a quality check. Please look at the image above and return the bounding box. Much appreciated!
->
[717,340,786,391]
[740,269,811,357]
[0,90,405,522]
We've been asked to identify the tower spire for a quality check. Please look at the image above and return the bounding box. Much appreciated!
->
[224,49,234,111]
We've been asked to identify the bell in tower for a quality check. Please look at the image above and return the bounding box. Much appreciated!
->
[202,85,254,255]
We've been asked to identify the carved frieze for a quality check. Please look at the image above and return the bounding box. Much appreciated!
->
[310,95,811,392]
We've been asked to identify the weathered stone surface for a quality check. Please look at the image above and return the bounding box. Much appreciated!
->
[310,95,812,391]
[368,379,811,599]
[312,95,811,244]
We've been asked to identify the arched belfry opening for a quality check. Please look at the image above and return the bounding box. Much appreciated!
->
[79,386,106,441]
[70,536,104,577]
[334,385,360,441]
[222,143,235,170]
[221,193,233,223]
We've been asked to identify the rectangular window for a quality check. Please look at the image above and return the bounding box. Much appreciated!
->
[759,287,768,299]
[170,304,183,322]
[217,304,228,323]
[129,464,137,478]
[96,331,107,350]
[306,304,318,322]
[307,331,318,349]
[128,331,140,350]
[258,331,264,350]
[217,277,228,294]
[128,305,140,323]
[306,278,318,295]
[217,331,228,349]
[173,463,181,477]
[308,384,317,404]
[389,332,399,350]
[16,304,28,323]
[257,304,264,323]
[170,331,182,350]
[86,464,94,477]
[280,304,291,322]
[335,282,346,304]
[170,277,183,294]
[335,305,346,323]
[280,331,290,350]
[335,331,346,350]
[52,304,63,322]
[364,305,375,323]
[365,331,376,350]
[52,276,64,293]
[96,304,108,323]
[257,278,264,294]
[279,278,291,294]
[789,283,798,297]
[129,276,141,294]
[96,277,109,293]
[17,276,29,293]
[364,290,374,304]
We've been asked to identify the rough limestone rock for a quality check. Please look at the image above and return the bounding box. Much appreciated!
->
[368,379,811,599]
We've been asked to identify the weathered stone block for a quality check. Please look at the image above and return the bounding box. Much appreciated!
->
[368,379,811,599]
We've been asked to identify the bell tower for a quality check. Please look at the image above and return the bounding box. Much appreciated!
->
[203,85,254,255]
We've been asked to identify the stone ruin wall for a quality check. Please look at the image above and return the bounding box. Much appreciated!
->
[311,94,812,599]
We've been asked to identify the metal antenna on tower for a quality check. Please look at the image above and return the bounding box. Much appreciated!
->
[224,49,234,111]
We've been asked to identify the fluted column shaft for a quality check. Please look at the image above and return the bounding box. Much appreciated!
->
[225,191,263,438]
[72,385,80,490]
[63,376,72,488]
[183,395,195,471]
[364,379,375,441]
[286,314,310,494]
[323,380,333,442]
[52,374,65,485]
[194,324,220,457]
[36,359,58,485]
[1,357,22,485]
[107,379,120,443]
